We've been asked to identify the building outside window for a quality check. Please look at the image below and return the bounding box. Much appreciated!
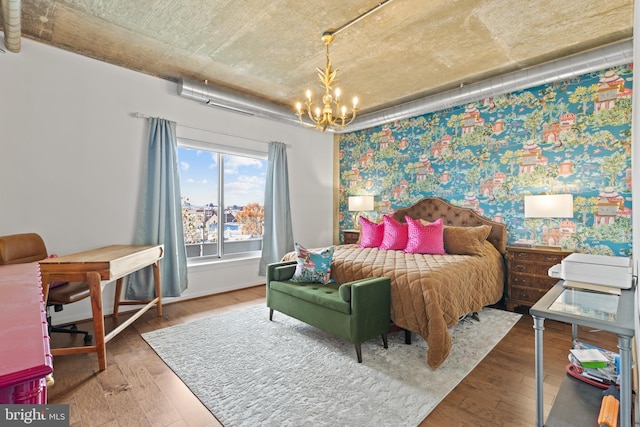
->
[177,139,266,261]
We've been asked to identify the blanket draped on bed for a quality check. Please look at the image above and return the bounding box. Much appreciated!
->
[284,241,504,368]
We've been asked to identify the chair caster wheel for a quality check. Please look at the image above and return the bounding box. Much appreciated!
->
[84,335,93,344]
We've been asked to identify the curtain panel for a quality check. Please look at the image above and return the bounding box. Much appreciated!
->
[258,141,294,275]
[127,117,188,299]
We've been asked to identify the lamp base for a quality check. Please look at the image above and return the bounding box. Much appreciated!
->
[352,212,364,230]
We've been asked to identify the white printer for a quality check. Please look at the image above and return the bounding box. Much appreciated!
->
[548,253,633,289]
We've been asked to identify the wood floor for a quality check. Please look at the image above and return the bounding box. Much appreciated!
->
[48,286,618,427]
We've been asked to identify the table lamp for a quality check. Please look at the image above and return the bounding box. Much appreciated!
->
[524,194,573,248]
[348,195,374,229]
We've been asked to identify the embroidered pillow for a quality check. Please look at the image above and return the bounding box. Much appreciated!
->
[358,217,384,248]
[404,217,446,254]
[290,243,335,284]
[443,225,492,255]
[379,215,409,250]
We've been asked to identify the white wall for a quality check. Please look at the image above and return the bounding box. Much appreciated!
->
[0,38,334,323]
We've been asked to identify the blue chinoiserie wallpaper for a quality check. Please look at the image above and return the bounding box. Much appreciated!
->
[338,65,633,256]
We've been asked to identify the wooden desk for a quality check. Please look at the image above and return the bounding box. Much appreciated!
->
[39,245,164,371]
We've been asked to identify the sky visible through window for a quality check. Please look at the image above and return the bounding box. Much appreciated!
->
[178,147,266,207]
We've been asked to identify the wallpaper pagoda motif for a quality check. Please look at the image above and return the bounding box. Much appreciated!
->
[338,65,633,256]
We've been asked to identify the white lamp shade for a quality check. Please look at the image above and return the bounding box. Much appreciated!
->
[524,194,573,218]
[348,195,374,212]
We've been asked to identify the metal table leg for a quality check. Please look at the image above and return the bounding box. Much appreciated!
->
[619,335,632,427]
[533,315,545,427]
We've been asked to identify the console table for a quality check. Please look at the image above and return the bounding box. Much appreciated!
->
[39,244,164,371]
[530,282,635,427]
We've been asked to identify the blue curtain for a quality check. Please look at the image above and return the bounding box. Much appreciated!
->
[258,141,294,275]
[127,118,188,299]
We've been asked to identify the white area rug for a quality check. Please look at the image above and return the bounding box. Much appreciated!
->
[142,305,521,427]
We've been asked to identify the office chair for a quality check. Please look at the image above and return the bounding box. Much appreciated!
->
[0,233,93,343]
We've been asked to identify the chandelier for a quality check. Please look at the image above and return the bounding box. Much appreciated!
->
[295,32,358,132]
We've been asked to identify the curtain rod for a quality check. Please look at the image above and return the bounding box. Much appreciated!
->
[130,112,290,147]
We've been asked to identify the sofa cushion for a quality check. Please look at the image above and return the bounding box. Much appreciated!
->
[270,281,351,314]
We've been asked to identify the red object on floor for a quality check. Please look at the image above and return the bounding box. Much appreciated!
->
[0,263,53,404]
[565,363,617,390]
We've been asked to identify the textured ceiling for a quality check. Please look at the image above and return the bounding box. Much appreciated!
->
[5,0,635,115]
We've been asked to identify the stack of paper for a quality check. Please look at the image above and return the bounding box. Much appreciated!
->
[569,348,609,368]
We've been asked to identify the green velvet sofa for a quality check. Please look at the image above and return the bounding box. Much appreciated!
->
[266,260,391,363]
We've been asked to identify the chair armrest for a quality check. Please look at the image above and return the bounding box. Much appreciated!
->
[338,277,387,302]
[348,277,391,343]
[348,277,391,313]
[266,261,297,286]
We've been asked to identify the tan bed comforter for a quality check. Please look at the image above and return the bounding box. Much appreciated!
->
[284,241,504,369]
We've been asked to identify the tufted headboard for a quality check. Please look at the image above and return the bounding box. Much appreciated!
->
[392,197,507,254]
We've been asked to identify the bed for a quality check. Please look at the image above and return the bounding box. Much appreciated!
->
[284,197,507,369]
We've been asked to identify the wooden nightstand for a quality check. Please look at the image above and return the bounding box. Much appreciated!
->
[506,246,572,311]
[343,229,360,245]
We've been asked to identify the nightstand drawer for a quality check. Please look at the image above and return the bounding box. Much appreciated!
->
[343,230,360,245]
[506,246,572,311]
[510,285,548,306]
[508,251,566,264]
[509,262,554,277]
[509,274,558,290]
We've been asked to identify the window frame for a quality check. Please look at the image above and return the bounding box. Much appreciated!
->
[177,137,267,264]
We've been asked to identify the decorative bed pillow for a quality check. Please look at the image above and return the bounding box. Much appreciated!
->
[443,225,492,255]
[290,242,335,284]
[358,216,384,248]
[404,217,445,254]
[379,215,408,250]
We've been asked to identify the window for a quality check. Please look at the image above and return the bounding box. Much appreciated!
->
[177,139,267,261]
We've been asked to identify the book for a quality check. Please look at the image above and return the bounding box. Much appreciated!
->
[511,240,534,248]
[570,348,609,368]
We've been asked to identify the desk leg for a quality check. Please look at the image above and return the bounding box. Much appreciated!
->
[112,278,124,319]
[88,271,106,371]
[153,261,162,317]
[533,315,545,427]
[619,335,632,427]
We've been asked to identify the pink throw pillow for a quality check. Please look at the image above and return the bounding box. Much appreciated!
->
[379,215,409,250]
[404,217,446,254]
[358,217,384,248]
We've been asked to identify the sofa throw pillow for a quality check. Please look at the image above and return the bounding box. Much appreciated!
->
[379,215,409,250]
[358,216,384,248]
[404,217,446,254]
[290,242,335,285]
[443,225,492,255]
